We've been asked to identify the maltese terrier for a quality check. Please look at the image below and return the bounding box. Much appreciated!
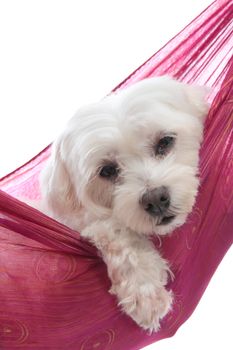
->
[40,76,208,332]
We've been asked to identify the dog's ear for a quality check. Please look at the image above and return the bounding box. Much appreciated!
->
[40,136,81,217]
[183,84,210,121]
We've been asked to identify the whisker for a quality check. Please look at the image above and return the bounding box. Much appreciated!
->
[155,234,162,248]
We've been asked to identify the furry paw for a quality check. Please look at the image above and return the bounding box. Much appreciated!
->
[114,284,173,333]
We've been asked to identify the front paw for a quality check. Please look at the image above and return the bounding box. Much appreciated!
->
[114,284,173,333]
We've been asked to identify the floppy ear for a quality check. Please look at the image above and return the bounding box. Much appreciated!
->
[183,84,210,120]
[40,137,81,217]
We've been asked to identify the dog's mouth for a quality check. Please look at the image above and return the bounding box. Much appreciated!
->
[157,215,175,225]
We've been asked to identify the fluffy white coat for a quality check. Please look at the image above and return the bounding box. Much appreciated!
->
[40,76,208,332]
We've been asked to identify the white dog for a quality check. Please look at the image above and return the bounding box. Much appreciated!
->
[40,76,208,332]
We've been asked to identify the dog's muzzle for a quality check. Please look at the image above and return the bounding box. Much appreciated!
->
[140,187,175,225]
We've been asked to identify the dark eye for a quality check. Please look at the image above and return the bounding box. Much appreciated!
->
[99,163,119,179]
[156,136,175,156]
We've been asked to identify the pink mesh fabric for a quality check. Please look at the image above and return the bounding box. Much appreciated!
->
[0,1,232,349]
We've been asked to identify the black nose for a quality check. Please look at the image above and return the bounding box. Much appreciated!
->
[141,187,170,216]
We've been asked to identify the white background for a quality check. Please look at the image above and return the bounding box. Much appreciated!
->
[0,1,232,349]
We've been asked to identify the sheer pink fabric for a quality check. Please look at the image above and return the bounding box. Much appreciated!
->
[0,1,232,349]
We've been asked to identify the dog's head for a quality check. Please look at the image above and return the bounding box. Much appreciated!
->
[41,76,208,235]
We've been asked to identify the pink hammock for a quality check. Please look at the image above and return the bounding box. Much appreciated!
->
[0,1,232,349]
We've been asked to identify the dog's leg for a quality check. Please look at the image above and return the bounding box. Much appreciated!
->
[81,220,173,332]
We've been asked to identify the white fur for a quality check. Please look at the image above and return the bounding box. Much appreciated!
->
[40,76,208,332]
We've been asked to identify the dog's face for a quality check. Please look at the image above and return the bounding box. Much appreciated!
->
[42,77,208,235]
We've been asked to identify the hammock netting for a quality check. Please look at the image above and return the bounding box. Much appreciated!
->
[0,1,232,349]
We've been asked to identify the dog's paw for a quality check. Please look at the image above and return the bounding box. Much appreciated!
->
[116,284,173,333]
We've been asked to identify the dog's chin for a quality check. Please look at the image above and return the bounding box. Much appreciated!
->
[157,213,189,236]
[125,213,188,236]
[152,216,183,236]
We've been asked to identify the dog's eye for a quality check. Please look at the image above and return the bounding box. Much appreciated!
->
[156,136,175,156]
[99,164,119,179]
